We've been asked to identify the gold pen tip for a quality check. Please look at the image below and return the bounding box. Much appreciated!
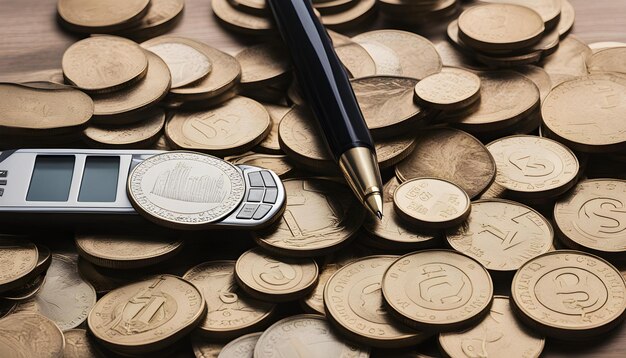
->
[364,193,384,220]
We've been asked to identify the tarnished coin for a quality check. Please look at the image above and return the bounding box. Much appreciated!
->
[166,96,271,156]
[212,0,275,35]
[90,51,171,123]
[256,103,292,154]
[254,314,369,358]
[511,250,626,339]
[62,36,148,93]
[255,178,365,257]
[587,47,626,74]
[351,76,430,139]
[234,248,318,302]
[75,232,183,269]
[64,329,102,358]
[0,313,64,358]
[414,68,481,111]
[0,239,38,293]
[142,38,212,88]
[487,135,579,199]
[183,261,275,339]
[479,0,561,27]
[88,274,206,354]
[542,73,626,153]
[382,250,494,331]
[119,0,185,40]
[439,296,545,358]
[325,256,426,348]
[226,152,295,178]
[352,30,442,80]
[446,199,553,272]
[458,4,545,52]
[84,108,165,148]
[127,151,246,229]
[236,43,290,88]
[395,128,496,199]
[394,178,471,229]
[554,179,626,257]
[57,0,150,32]
[218,332,262,358]
[15,254,96,330]
[334,40,377,78]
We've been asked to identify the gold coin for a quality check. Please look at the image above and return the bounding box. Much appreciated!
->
[234,248,318,302]
[183,261,275,339]
[354,40,403,76]
[255,103,292,154]
[439,296,545,358]
[487,135,579,199]
[212,0,275,35]
[226,152,296,178]
[254,314,369,358]
[513,65,552,102]
[558,0,575,37]
[334,40,377,78]
[118,0,185,40]
[363,202,440,251]
[554,179,626,256]
[0,239,38,293]
[219,332,262,357]
[64,329,102,358]
[479,0,561,27]
[235,43,291,88]
[84,108,165,148]
[541,36,591,87]
[88,274,206,354]
[229,0,268,15]
[352,30,442,80]
[587,47,626,74]
[321,0,377,30]
[142,38,212,89]
[382,250,493,331]
[0,82,93,135]
[90,51,171,123]
[0,313,64,358]
[394,178,471,229]
[255,178,365,257]
[458,4,544,52]
[543,73,626,153]
[511,250,626,339]
[351,76,430,138]
[75,231,183,269]
[165,96,271,156]
[57,0,150,32]
[446,199,553,272]
[325,256,426,348]
[395,128,496,199]
[383,176,401,203]
[62,36,148,93]
[414,67,481,111]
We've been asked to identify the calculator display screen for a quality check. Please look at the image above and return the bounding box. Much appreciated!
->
[78,156,120,202]
[26,155,75,202]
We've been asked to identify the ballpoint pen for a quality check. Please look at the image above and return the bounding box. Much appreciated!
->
[266,0,384,219]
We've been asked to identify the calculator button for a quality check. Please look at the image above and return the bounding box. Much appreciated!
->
[0,170,6,177]
[0,180,5,185]
[263,188,278,204]
[248,172,264,187]
[237,204,259,219]
[247,188,264,202]
[253,204,273,220]
[261,171,276,187]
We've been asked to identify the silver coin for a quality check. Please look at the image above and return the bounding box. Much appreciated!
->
[218,332,262,358]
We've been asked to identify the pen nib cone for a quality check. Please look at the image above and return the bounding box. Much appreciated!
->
[365,193,384,220]
[376,211,383,220]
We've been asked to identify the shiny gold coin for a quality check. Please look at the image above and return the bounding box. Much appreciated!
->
[254,314,369,358]
[75,231,183,269]
[0,313,64,358]
[487,135,579,199]
[183,261,275,339]
[88,274,206,354]
[64,329,101,358]
[479,0,561,27]
[446,199,553,272]
[352,30,442,80]
[226,152,296,178]
[513,65,552,102]
[84,108,165,148]
[236,43,291,88]
[234,248,318,302]
[255,178,365,257]
[395,128,496,199]
[212,0,275,35]
[541,36,591,86]
[554,179,626,256]
[90,51,171,123]
[439,296,545,358]
[394,178,471,229]
[543,73,626,153]
[321,0,377,30]
[142,38,212,89]
[325,255,426,348]
[414,67,481,111]
[334,40,377,78]
[587,47,626,74]
[458,4,545,52]
[255,103,292,154]
[166,96,271,156]
[62,36,148,93]
[351,76,430,138]
[57,0,150,33]
[119,0,185,40]
[382,250,494,331]
[511,250,626,339]
[0,239,38,294]
[219,332,262,357]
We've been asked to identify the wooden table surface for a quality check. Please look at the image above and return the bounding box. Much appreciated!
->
[1,0,626,357]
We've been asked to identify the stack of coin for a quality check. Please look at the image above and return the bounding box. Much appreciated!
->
[377,0,460,26]
[0,238,51,302]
